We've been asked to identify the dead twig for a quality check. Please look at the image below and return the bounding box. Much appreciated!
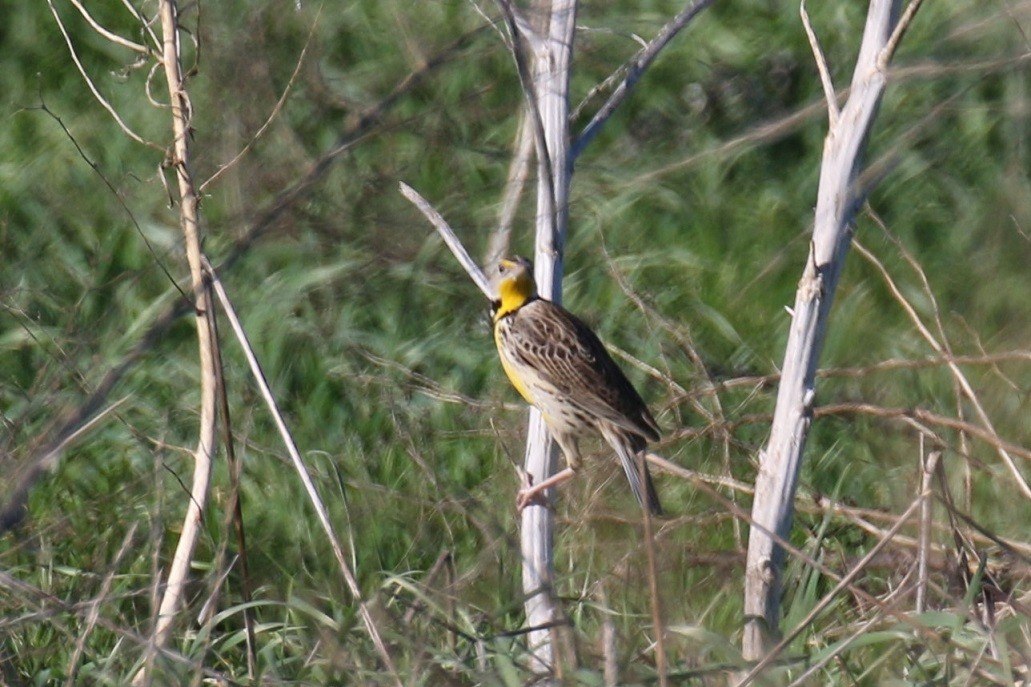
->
[800,0,840,126]
[571,0,715,160]
[399,182,492,299]
[646,454,1013,684]
[134,1,218,680]
[853,238,1031,499]
[203,257,402,685]
[200,7,320,192]
[46,0,160,149]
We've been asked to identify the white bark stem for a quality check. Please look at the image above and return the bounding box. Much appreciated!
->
[741,0,903,660]
[519,0,578,675]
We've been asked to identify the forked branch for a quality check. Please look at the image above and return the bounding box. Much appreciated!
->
[741,0,923,661]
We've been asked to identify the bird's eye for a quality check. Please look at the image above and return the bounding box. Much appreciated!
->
[498,264,507,274]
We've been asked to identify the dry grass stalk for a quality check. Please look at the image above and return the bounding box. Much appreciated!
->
[134,2,218,682]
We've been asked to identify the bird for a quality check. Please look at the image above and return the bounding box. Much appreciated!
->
[490,256,663,515]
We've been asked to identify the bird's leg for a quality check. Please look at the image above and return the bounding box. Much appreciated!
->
[516,467,577,511]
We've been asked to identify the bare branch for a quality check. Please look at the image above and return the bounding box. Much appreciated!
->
[571,0,714,161]
[67,0,149,53]
[399,182,493,299]
[742,0,908,659]
[800,0,840,126]
[881,0,929,67]
[524,0,579,675]
[485,0,582,674]
[45,0,161,150]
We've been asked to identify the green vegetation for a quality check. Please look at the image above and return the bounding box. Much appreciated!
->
[1,1,1028,684]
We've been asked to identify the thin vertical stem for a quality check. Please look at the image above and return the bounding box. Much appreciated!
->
[135,0,216,681]
[916,449,940,613]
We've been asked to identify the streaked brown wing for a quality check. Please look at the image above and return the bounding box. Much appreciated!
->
[507,299,660,442]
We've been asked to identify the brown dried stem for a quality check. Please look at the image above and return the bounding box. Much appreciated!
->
[853,237,1031,498]
[204,258,402,684]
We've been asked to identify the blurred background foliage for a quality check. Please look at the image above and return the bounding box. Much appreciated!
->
[1,0,1029,683]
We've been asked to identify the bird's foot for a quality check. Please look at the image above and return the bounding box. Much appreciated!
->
[514,466,577,512]
[515,484,549,512]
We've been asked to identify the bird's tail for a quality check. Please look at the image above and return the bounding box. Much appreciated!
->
[603,426,663,516]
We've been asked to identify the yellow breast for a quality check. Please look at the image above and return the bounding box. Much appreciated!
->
[494,323,535,405]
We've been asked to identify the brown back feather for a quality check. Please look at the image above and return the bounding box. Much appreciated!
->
[507,299,660,442]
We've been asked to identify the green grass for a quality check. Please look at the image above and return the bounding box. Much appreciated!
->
[1,0,1029,684]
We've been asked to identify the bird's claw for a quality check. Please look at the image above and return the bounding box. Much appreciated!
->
[515,489,548,512]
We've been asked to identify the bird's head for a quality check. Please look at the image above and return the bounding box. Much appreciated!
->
[491,256,537,321]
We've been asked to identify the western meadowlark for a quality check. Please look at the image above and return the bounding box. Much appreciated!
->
[491,256,663,515]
